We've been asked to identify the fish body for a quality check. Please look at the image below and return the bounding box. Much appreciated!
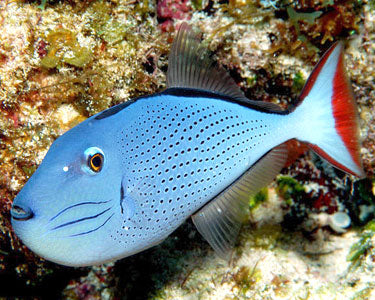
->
[11,24,364,266]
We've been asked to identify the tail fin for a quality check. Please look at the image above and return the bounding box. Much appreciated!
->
[292,42,365,177]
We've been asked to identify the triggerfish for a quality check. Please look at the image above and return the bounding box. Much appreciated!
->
[11,23,364,266]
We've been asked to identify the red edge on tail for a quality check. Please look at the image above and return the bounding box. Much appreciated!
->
[302,43,364,177]
[299,44,337,101]
[331,48,364,177]
[308,144,362,177]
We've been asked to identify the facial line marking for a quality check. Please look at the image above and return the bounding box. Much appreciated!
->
[69,213,115,237]
[49,200,112,222]
[51,207,112,230]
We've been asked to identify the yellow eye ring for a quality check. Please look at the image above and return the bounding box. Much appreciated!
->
[83,147,105,174]
[89,153,104,172]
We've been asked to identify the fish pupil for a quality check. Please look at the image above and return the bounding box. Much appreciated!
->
[91,154,103,170]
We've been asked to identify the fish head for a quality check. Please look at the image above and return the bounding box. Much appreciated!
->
[11,116,126,266]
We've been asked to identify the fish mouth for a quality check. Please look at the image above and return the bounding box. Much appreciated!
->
[11,199,119,267]
[11,204,34,221]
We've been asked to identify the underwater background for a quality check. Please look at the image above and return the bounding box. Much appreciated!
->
[1,0,375,299]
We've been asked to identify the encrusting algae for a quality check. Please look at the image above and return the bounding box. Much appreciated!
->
[40,28,93,68]
[1,0,375,298]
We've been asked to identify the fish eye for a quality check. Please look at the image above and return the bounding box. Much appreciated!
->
[83,147,105,174]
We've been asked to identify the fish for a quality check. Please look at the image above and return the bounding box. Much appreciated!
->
[10,23,365,267]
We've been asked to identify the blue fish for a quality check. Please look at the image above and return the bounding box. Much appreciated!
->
[11,23,364,266]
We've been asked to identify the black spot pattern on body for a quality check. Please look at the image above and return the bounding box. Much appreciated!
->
[112,96,271,245]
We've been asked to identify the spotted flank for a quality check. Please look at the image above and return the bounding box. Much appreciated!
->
[11,23,364,266]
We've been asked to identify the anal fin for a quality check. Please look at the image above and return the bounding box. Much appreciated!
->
[191,143,288,260]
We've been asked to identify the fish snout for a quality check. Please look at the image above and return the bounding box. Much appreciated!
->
[11,204,34,221]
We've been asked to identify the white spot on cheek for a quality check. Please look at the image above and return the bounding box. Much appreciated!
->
[63,166,69,172]
[124,226,129,231]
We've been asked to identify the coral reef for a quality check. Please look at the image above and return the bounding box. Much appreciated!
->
[1,0,375,298]
[0,0,167,294]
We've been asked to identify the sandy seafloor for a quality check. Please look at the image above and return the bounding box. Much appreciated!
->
[1,0,375,299]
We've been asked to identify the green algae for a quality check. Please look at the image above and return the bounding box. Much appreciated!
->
[21,165,37,178]
[246,224,282,250]
[89,1,128,45]
[88,0,112,31]
[286,6,321,51]
[88,0,152,47]
[276,176,305,204]
[233,265,262,295]
[348,178,375,224]
[208,0,272,39]
[292,71,305,93]
[355,178,375,205]
[246,74,257,88]
[283,1,362,49]
[134,0,154,18]
[286,7,323,27]
[249,187,268,211]
[34,0,161,116]
[191,0,205,10]
[37,0,48,10]
[347,220,375,269]
[40,28,92,68]
[99,20,129,45]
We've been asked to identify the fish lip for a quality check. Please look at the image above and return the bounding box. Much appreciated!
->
[11,204,34,221]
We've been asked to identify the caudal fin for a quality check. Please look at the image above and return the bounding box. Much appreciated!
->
[292,42,365,177]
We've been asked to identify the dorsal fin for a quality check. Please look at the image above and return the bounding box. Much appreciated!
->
[191,143,288,260]
[167,23,246,100]
[167,23,285,113]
